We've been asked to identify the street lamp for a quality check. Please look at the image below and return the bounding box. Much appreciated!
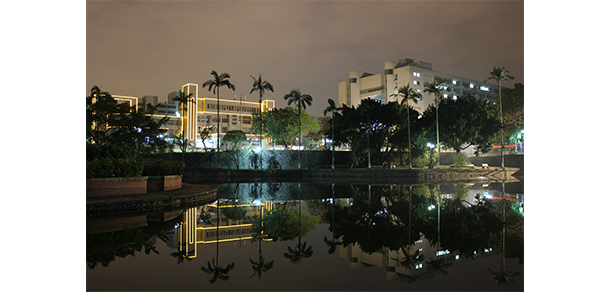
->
[427,143,435,169]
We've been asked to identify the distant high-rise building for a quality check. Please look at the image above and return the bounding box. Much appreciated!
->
[338,57,503,113]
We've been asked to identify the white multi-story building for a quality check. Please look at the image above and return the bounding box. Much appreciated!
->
[338,57,502,113]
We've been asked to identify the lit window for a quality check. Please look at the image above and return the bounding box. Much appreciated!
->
[413,72,421,77]
[413,80,420,85]
[455,255,460,261]
[470,83,475,89]
[452,79,457,85]
[443,94,448,98]
[480,86,490,92]
[452,95,457,100]
[416,89,421,93]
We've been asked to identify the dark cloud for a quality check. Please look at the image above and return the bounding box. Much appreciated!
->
[87,0,523,116]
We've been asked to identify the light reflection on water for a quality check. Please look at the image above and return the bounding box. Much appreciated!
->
[87,182,524,291]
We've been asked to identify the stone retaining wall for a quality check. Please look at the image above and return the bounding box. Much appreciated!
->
[183,168,520,184]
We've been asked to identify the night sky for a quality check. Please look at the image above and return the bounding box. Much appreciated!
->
[86,0,524,116]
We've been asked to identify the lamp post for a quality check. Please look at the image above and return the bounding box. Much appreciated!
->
[427,143,435,169]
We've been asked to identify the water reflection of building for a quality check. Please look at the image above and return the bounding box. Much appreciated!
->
[166,201,274,259]
[339,236,495,282]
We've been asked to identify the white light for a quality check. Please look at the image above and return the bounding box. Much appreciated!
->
[252,200,262,206]
[481,86,490,92]
[175,111,180,117]
[452,80,457,85]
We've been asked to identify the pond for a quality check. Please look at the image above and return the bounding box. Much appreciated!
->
[87,181,524,291]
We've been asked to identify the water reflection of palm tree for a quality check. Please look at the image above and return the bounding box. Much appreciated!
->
[323,183,340,254]
[488,182,519,286]
[393,185,425,271]
[201,204,236,284]
[249,204,274,279]
[425,257,452,275]
[169,250,194,265]
[425,184,452,275]
[284,184,314,262]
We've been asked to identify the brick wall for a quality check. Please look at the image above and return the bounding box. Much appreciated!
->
[147,175,182,191]
[86,177,148,197]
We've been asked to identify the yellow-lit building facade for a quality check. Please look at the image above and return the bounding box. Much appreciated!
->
[129,83,276,149]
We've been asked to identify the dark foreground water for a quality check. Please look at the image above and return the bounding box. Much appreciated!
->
[87,182,524,291]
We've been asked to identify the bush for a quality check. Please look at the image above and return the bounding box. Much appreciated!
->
[413,151,438,168]
[142,160,184,176]
[452,152,470,167]
[86,143,145,178]
[86,157,145,178]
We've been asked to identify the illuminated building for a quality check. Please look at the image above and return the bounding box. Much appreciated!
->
[168,201,274,259]
[338,57,503,113]
[133,83,276,149]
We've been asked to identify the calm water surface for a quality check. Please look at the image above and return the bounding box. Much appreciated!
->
[87,182,524,291]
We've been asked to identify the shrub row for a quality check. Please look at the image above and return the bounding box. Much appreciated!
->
[87,144,146,178]
[86,157,145,178]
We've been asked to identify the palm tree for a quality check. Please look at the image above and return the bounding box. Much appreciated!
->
[172,89,194,162]
[424,80,446,168]
[391,85,422,168]
[323,98,338,169]
[283,88,313,169]
[202,70,236,159]
[485,66,515,167]
[250,74,274,152]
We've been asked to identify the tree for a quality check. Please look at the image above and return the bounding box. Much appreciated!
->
[222,130,247,170]
[423,91,501,154]
[86,85,168,152]
[202,70,236,156]
[199,125,215,151]
[108,103,170,153]
[485,66,515,167]
[250,74,274,151]
[172,89,194,161]
[252,107,319,149]
[391,84,422,168]
[499,83,524,145]
[284,88,313,169]
[86,85,119,145]
[424,80,447,168]
[323,98,338,169]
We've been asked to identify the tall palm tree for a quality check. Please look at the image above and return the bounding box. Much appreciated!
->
[283,88,313,169]
[392,85,422,168]
[485,66,515,167]
[202,70,236,159]
[172,89,194,162]
[424,80,446,168]
[323,98,338,169]
[250,74,274,152]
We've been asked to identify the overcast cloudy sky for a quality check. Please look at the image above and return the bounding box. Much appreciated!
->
[87,0,524,117]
